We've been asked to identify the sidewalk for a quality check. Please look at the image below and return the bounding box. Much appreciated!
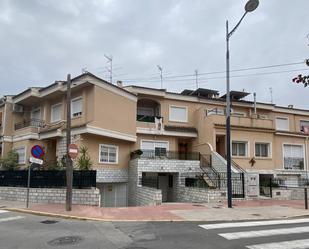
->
[1,199,309,222]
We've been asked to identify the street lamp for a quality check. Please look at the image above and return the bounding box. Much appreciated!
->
[226,0,259,208]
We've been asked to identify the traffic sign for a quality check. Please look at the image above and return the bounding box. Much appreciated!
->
[29,157,43,165]
[68,144,79,159]
[31,145,44,159]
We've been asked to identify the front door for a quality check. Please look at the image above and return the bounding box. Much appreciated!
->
[216,135,226,157]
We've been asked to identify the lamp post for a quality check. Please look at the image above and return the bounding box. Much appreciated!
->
[226,0,259,208]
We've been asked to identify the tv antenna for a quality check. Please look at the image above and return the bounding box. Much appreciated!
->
[157,65,163,89]
[104,54,113,83]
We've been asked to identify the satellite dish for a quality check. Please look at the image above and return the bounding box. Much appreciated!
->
[245,0,259,12]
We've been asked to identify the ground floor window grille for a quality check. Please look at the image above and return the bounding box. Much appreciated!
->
[283,144,304,170]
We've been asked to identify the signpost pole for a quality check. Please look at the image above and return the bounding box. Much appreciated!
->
[26,164,32,208]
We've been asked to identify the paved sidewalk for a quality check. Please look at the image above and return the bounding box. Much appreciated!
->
[1,199,308,222]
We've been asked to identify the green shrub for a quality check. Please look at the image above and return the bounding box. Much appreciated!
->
[77,146,92,170]
[0,150,19,170]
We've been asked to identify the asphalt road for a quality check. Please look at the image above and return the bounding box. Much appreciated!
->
[1,210,309,249]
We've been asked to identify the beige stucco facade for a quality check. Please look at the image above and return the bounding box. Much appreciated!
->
[0,73,309,184]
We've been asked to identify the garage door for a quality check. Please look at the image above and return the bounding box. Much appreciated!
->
[102,183,127,207]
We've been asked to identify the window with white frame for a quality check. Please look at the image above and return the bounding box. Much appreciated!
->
[15,147,26,164]
[71,97,83,118]
[141,140,169,156]
[283,144,304,170]
[232,141,247,157]
[51,103,62,122]
[99,144,118,164]
[169,106,187,122]
[276,117,289,131]
[300,120,309,132]
[31,107,41,120]
[255,143,270,157]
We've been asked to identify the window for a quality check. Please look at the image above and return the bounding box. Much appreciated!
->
[71,97,83,118]
[15,147,26,164]
[99,144,118,164]
[232,141,247,157]
[31,107,41,120]
[51,103,62,122]
[141,140,169,156]
[255,143,270,157]
[276,117,289,131]
[283,144,304,170]
[300,120,309,132]
[169,106,187,122]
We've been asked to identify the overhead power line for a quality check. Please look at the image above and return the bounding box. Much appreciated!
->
[117,60,305,83]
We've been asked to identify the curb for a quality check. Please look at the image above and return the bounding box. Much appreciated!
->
[4,207,309,223]
[3,208,183,222]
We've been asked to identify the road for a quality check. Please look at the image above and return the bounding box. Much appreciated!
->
[1,210,309,249]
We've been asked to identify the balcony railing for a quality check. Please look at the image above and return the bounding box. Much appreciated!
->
[14,118,45,131]
[131,149,200,160]
[136,115,156,123]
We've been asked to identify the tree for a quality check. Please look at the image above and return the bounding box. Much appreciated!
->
[76,146,92,170]
[0,150,19,170]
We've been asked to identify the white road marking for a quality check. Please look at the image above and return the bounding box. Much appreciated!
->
[0,210,9,214]
[0,216,24,223]
[199,218,309,230]
[246,239,309,249]
[219,226,309,240]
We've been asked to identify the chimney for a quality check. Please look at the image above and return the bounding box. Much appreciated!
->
[117,81,123,87]
[288,104,294,109]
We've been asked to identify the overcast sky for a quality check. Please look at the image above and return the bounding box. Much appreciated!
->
[0,0,308,108]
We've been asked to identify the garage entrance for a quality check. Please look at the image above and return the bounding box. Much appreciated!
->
[99,183,128,207]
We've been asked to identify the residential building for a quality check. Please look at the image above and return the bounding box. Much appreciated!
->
[0,72,308,206]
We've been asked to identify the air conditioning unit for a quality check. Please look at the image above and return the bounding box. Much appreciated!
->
[13,104,24,113]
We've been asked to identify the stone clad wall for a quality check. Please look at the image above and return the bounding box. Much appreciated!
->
[176,186,227,203]
[0,187,100,206]
[134,186,162,206]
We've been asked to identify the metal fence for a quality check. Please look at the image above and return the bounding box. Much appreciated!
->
[0,170,96,189]
[131,150,200,160]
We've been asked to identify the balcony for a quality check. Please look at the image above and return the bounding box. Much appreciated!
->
[131,149,200,160]
[208,115,274,130]
[14,118,45,131]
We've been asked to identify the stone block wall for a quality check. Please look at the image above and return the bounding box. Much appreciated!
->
[96,168,128,183]
[176,186,227,203]
[0,187,100,206]
[272,188,308,200]
[133,186,162,206]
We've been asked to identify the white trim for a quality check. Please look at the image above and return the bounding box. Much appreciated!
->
[254,141,272,159]
[140,139,170,151]
[169,105,188,123]
[232,140,249,158]
[275,116,289,131]
[50,103,62,123]
[99,144,119,164]
[73,125,137,142]
[136,127,197,137]
[282,143,306,171]
[10,133,39,142]
[14,146,26,165]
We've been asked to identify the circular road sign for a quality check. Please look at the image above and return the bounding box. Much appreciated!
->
[68,144,79,159]
[31,145,44,159]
